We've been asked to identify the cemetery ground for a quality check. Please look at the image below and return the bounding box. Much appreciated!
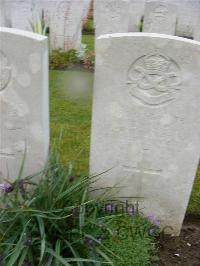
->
[1,1,200,265]
[50,66,200,265]
[50,69,159,266]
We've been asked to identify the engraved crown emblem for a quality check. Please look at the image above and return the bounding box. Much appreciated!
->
[144,53,171,72]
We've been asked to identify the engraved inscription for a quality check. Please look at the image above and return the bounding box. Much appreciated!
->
[127,52,182,107]
[0,100,26,160]
[0,51,11,92]
[122,161,162,198]
[148,4,169,31]
[104,0,126,33]
[105,1,121,16]
[52,1,72,48]
[152,4,168,22]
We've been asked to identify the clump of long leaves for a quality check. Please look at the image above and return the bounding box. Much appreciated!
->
[30,9,48,36]
[0,152,116,265]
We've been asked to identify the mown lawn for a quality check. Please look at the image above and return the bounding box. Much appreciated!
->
[82,34,95,52]
[50,69,93,176]
[188,168,200,215]
[49,35,95,176]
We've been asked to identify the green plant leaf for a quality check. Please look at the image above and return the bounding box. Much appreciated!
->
[36,216,46,262]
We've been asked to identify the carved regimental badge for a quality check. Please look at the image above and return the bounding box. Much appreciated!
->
[0,51,11,92]
[127,52,182,107]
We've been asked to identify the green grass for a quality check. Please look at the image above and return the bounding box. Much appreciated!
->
[103,215,159,266]
[82,34,95,52]
[188,168,200,215]
[82,19,95,34]
[50,69,200,214]
[50,70,93,176]
[0,152,123,265]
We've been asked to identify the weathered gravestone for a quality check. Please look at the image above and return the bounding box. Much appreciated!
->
[194,14,200,41]
[143,0,176,35]
[0,0,6,26]
[1,0,87,52]
[34,0,90,28]
[90,32,200,235]
[94,0,130,37]
[4,0,34,31]
[0,27,49,181]
[175,0,200,38]
[128,0,145,32]
[82,0,91,22]
[50,0,85,51]
[33,0,54,27]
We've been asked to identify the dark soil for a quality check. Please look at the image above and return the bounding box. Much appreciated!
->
[157,215,200,266]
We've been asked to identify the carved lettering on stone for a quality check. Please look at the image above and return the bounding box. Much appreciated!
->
[0,51,12,92]
[0,99,26,160]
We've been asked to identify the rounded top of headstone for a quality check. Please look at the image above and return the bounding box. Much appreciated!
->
[0,27,47,42]
[97,32,200,46]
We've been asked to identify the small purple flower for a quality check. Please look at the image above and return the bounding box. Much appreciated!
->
[85,238,94,250]
[24,238,32,246]
[0,183,13,193]
[0,255,4,262]
[105,204,114,213]
[23,260,31,266]
[127,206,134,216]
[69,176,76,182]
[147,214,160,227]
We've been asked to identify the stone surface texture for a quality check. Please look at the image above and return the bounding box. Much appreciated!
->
[5,0,34,31]
[128,0,145,32]
[193,10,200,41]
[0,0,6,26]
[94,0,130,37]
[50,0,85,51]
[82,0,91,22]
[0,27,49,181]
[143,0,176,35]
[90,32,200,235]
[0,0,89,51]
[175,0,200,38]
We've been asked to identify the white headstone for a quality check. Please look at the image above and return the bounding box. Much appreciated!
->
[194,15,200,41]
[33,1,48,27]
[128,0,145,32]
[50,0,84,51]
[5,0,34,31]
[82,0,91,22]
[143,0,176,35]
[0,0,6,26]
[176,0,200,38]
[0,27,49,181]
[34,0,90,27]
[90,32,200,235]
[94,0,130,37]
[33,0,55,28]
